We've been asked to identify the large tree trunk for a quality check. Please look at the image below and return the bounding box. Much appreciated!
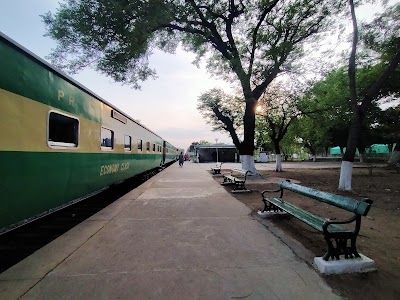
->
[339,0,400,190]
[239,99,257,174]
[388,142,400,165]
[273,140,282,172]
[305,142,317,162]
[339,0,358,191]
[339,109,363,190]
[358,146,366,163]
[388,143,394,154]
[275,154,282,172]
[339,160,353,190]
[241,155,257,174]
[359,152,366,163]
[340,146,344,158]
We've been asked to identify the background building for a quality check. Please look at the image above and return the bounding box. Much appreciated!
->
[194,144,239,163]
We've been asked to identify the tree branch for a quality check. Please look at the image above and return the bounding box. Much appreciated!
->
[360,43,400,112]
[186,0,232,60]
[348,0,358,111]
[211,106,241,147]
[248,0,280,75]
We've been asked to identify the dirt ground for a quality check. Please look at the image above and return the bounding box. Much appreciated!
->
[213,167,400,300]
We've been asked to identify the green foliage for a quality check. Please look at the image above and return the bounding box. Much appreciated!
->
[290,116,327,155]
[255,80,303,153]
[187,140,210,152]
[43,0,344,92]
[42,0,179,88]
[197,88,244,133]
[297,58,399,151]
[373,105,400,144]
[360,3,400,63]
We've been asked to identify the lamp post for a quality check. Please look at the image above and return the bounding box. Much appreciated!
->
[215,138,218,163]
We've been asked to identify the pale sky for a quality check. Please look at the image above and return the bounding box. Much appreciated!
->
[0,1,391,150]
[0,0,233,150]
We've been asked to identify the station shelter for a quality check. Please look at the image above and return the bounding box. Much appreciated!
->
[194,144,239,163]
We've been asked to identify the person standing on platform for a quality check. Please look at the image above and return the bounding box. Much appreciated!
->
[178,152,184,167]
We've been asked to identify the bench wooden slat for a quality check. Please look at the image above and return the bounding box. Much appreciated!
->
[224,175,235,181]
[279,180,372,216]
[222,169,250,192]
[267,197,347,233]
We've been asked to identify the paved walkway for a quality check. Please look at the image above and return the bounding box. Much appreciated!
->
[0,162,340,299]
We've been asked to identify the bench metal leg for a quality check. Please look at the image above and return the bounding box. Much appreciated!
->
[231,181,250,193]
[323,233,361,261]
[262,200,284,213]
[234,181,245,190]
[322,215,363,261]
[222,177,233,185]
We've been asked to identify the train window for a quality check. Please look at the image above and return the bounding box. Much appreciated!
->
[124,135,131,151]
[137,139,142,151]
[153,144,156,152]
[146,142,150,151]
[101,127,114,150]
[48,111,79,148]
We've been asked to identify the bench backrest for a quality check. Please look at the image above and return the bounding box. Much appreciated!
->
[231,169,249,175]
[279,180,372,216]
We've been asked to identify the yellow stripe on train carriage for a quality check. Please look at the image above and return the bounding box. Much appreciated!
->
[0,89,163,154]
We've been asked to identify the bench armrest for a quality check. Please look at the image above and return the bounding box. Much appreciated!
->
[261,188,282,197]
[322,214,359,234]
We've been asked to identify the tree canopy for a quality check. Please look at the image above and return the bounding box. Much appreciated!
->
[43,0,346,165]
[43,0,342,90]
[197,88,244,146]
[187,140,211,152]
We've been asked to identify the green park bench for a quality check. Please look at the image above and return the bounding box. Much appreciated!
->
[210,162,223,175]
[222,168,250,192]
[261,180,373,261]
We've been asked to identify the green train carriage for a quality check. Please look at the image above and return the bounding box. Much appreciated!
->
[0,32,179,234]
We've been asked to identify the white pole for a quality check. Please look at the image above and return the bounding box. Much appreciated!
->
[215,138,218,163]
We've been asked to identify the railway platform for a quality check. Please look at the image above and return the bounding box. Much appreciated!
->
[0,162,340,299]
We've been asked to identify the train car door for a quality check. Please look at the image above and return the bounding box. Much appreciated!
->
[162,141,166,165]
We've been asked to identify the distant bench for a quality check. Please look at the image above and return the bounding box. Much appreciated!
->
[210,162,223,175]
[261,180,373,261]
[222,168,250,192]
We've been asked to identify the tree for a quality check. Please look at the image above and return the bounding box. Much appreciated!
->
[197,88,244,147]
[339,1,400,190]
[43,0,345,174]
[388,143,400,166]
[255,81,303,171]
[292,116,327,161]
[297,65,392,160]
[295,70,350,159]
[187,140,210,152]
[375,105,400,165]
